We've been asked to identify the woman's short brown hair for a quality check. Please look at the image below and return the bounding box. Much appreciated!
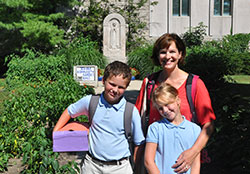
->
[151,33,186,66]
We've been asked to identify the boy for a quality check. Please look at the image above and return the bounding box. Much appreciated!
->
[144,83,201,174]
[53,61,145,174]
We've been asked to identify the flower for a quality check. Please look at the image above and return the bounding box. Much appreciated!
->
[130,67,139,77]
[98,69,104,77]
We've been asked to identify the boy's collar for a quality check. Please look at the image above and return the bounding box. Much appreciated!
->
[100,93,126,110]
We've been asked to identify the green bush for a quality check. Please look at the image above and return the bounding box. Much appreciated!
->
[57,36,107,74]
[71,0,148,52]
[206,84,250,173]
[5,49,68,85]
[183,44,230,89]
[1,48,95,172]
[222,33,250,53]
[181,22,207,48]
[127,44,161,79]
[220,33,250,75]
[227,52,250,75]
[0,75,93,172]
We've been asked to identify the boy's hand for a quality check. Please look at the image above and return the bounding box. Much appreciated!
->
[172,148,197,173]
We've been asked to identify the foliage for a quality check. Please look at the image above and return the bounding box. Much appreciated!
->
[130,67,140,77]
[221,33,250,53]
[70,0,111,49]
[205,83,250,173]
[0,49,94,172]
[5,49,68,85]
[127,43,161,79]
[181,22,207,48]
[227,52,250,75]
[117,0,148,51]
[0,0,78,76]
[0,75,93,173]
[0,0,76,54]
[0,78,9,114]
[183,44,231,89]
[220,33,250,75]
[70,0,148,51]
[57,36,107,74]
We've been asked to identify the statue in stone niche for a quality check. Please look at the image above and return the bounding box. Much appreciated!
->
[110,19,120,49]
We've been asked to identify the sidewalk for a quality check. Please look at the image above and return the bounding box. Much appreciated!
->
[94,80,142,104]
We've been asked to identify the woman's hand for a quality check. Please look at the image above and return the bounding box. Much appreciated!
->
[172,148,198,173]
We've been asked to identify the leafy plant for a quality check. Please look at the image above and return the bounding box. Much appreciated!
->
[183,44,230,89]
[181,22,207,48]
[57,36,107,74]
[69,0,148,51]
[5,49,68,86]
[1,48,95,172]
[221,33,250,53]
[127,43,161,79]
[130,67,140,77]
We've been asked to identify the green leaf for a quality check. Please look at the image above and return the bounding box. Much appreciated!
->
[52,160,59,171]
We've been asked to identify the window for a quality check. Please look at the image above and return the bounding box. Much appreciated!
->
[173,0,189,16]
[214,0,231,16]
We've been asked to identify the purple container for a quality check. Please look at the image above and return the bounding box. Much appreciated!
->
[53,130,88,152]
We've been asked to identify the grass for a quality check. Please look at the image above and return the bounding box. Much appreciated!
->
[225,75,250,84]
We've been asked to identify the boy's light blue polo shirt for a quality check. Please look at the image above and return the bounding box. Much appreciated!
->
[146,117,201,174]
[68,93,145,161]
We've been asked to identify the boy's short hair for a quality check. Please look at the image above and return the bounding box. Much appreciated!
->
[103,61,132,85]
[152,83,179,107]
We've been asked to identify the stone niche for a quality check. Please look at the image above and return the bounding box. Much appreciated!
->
[103,13,127,63]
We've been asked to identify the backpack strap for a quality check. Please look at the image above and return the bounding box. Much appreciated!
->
[89,95,134,142]
[186,73,199,124]
[89,95,135,168]
[124,102,135,169]
[124,102,134,141]
[144,71,161,131]
[89,95,100,125]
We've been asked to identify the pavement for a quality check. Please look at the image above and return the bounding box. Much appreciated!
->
[94,80,143,104]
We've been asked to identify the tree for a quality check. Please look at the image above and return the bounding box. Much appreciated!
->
[0,0,77,76]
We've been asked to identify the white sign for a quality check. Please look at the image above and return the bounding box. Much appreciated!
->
[73,65,98,87]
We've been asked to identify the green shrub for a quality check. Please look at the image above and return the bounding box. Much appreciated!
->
[183,45,230,89]
[181,22,207,48]
[1,48,95,172]
[5,50,68,86]
[206,85,250,173]
[227,52,250,75]
[222,33,250,53]
[220,33,250,75]
[71,0,148,52]
[127,44,161,79]
[57,36,107,74]
[0,75,93,172]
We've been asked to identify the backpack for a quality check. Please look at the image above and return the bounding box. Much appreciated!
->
[88,95,135,168]
[145,71,199,131]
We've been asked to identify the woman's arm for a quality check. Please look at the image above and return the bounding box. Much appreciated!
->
[144,142,160,174]
[53,108,71,132]
[172,121,214,173]
[191,152,200,174]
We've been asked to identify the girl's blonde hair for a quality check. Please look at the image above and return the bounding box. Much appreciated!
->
[152,83,179,107]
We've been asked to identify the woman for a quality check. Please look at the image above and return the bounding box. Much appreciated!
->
[135,33,216,173]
